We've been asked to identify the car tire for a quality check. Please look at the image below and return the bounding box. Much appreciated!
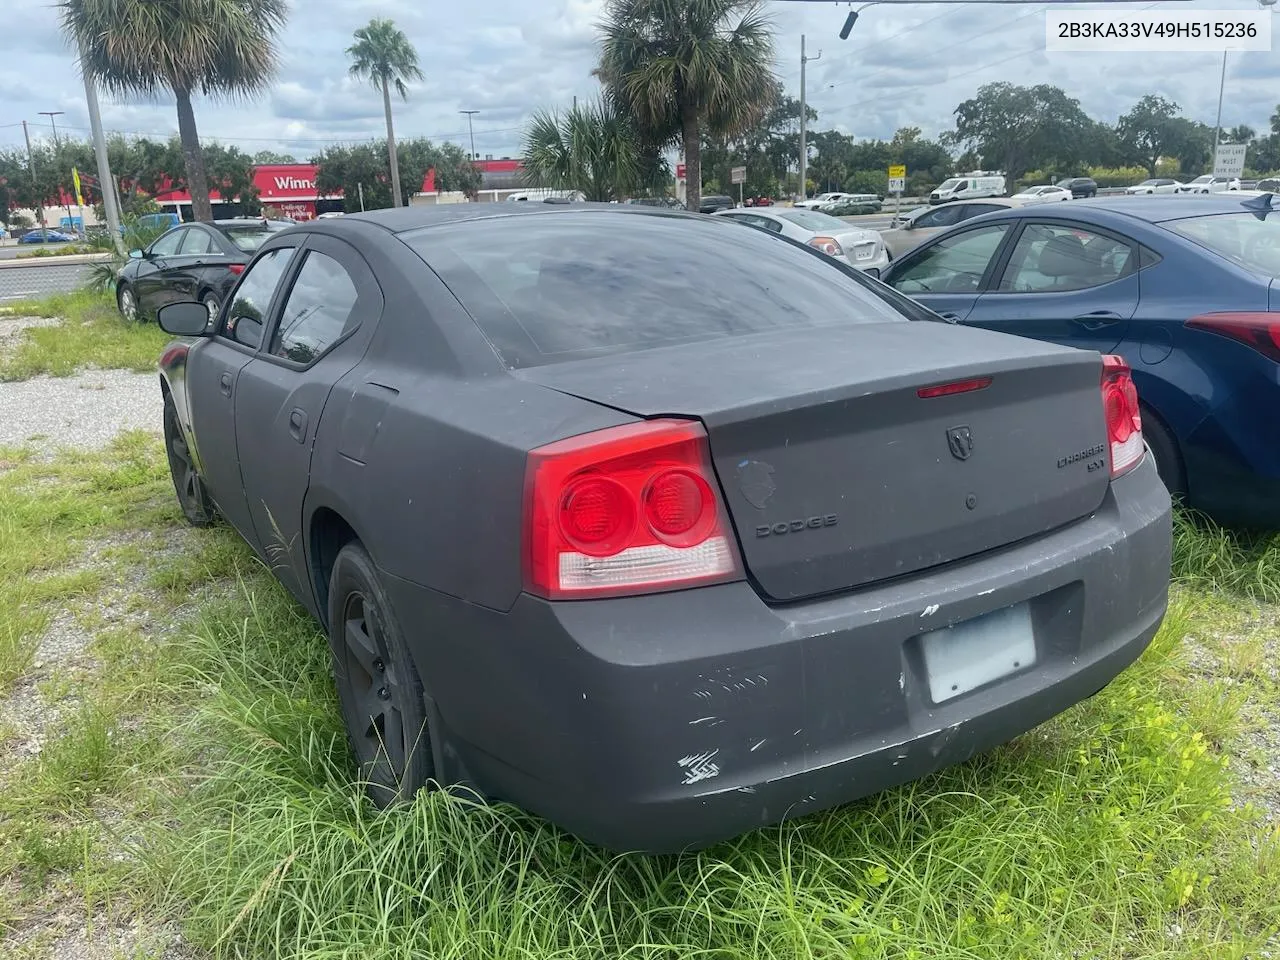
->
[1140,404,1185,498]
[327,541,434,808]
[163,396,216,526]
[201,292,220,324]
[117,283,139,323]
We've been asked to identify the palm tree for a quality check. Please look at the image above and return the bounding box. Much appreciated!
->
[598,0,777,212]
[347,19,423,209]
[521,99,645,202]
[59,0,287,223]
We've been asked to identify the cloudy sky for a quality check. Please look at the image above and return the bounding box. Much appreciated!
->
[1,0,1277,162]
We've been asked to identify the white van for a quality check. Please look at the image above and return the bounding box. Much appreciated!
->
[929,175,1006,205]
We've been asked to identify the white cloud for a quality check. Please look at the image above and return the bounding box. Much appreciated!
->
[2,0,1277,162]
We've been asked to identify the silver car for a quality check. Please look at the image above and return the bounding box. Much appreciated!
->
[713,207,889,276]
[879,198,1026,259]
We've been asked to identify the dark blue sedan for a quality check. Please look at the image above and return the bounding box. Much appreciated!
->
[881,194,1280,528]
[18,228,79,244]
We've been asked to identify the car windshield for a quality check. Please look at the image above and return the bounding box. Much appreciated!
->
[219,222,288,253]
[403,212,909,369]
[1166,211,1280,278]
[1190,176,1213,184]
[1137,180,1160,187]
[780,210,852,231]
[936,178,962,191]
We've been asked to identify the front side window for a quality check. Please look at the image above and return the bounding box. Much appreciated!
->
[223,247,295,349]
[269,252,360,364]
[998,223,1135,292]
[889,224,1009,294]
[180,229,213,255]
[148,229,183,257]
[935,178,962,192]
[404,212,908,369]
[915,204,967,229]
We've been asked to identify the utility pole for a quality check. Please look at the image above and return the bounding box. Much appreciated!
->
[40,111,72,227]
[460,110,479,161]
[80,52,124,252]
[1211,49,1227,163]
[799,35,820,203]
[22,121,48,241]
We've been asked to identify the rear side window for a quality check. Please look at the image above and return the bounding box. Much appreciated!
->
[402,213,908,369]
[998,223,1135,292]
[270,252,359,364]
[180,229,213,255]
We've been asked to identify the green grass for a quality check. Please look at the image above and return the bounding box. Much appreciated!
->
[0,437,1278,959]
[0,289,169,381]
[1173,511,1280,604]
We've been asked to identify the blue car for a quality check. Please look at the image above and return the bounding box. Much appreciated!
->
[18,228,78,244]
[880,193,1280,528]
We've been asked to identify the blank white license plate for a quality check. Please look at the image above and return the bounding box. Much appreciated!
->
[919,602,1035,704]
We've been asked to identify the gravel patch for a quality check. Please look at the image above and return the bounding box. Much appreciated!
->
[0,370,161,452]
[0,316,60,340]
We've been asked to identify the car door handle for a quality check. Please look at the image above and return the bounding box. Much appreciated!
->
[288,408,308,443]
[219,372,233,397]
[1071,311,1124,331]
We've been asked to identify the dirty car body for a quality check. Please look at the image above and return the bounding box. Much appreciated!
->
[157,204,1172,852]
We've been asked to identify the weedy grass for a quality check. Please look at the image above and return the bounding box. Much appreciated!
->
[1,434,1278,959]
[1173,511,1280,605]
[0,289,168,381]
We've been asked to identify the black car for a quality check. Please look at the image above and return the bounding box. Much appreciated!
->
[698,194,735,214]
[153,204,1170,853]
[116,218,293,323]
[1056,177,1098,199]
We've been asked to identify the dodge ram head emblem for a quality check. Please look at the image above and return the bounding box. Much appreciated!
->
[737,459,776,509]
[947,425,974,461]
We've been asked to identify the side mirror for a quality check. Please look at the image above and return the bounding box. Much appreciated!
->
[157,301,212,337]
[129,249,144,259]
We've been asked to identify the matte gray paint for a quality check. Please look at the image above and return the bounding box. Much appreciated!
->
[159,203,1173,852]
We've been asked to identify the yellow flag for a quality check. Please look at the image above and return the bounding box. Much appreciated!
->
[72,167,84,206]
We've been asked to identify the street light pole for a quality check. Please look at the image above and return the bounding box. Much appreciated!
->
[460,110,479,161]
[799,35,821,202]
[1211,49,1227,159]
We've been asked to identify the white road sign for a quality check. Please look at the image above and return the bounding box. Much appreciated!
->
[888,176,906,194]
[1213,143,1247,179]
[730,166,746,184]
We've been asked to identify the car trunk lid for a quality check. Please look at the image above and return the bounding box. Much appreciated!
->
[515,322,1111,602]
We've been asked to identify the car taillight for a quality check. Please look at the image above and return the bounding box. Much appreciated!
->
[524,419,743,599]
[1185,312,1280,363]
[1101,354,1143,479]
[807,236,844,257]
[227,263,245,275]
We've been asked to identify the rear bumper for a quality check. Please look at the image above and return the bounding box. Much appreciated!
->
[384,457,1172,852]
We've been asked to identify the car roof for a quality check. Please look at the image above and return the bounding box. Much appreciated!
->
[1049,193,1268,223]
[334,202,705,234]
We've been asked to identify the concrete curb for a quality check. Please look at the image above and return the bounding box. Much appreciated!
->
[0,252,113,269]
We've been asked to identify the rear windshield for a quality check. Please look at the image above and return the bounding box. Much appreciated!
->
[402,212,909,369]
[1166,211,1280,278]
[220,222,289,253]
[780,210,852,231]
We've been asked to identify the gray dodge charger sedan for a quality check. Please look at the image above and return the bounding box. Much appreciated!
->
[155,204,1172,852]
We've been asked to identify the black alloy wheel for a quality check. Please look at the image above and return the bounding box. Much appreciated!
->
[327,542,433,806]
[163,397,215,526]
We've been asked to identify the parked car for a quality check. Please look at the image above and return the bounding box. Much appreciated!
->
[627,197,683,208]
[879,194,1280,528]
[17,228,78,244]
[1010,185,1073,204]
[115,218,294,323]
[794,191,853,210]
[1125,178,1182,195]
[879,197,1026,259]
[743,196,775,207]
[1176,175,1241,194]
[713,206,890,276]
[1057,177,1098,199]
[821,193,883,214]
[698,194,735,214]
[929,175,1006,204]
[154,203,1171,852]
[1257,177,1280,194]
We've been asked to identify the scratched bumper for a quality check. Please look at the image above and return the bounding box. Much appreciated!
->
[384,456,1171,853]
